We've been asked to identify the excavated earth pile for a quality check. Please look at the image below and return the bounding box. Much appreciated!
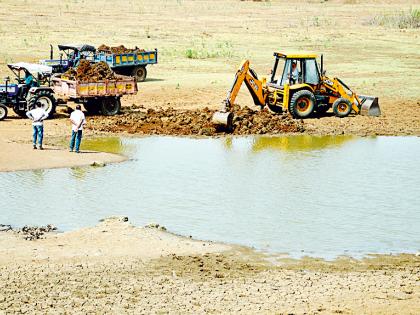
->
[97,44,145,54]
[63,60,116,82]
[87,105,304,136]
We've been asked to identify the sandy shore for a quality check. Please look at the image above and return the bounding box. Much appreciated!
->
[0,116,126,172]
[0,217,418,314]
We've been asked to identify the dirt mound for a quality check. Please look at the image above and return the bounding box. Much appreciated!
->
[63,60,116,82]
[97,44,145,54]
[87,106,304,136]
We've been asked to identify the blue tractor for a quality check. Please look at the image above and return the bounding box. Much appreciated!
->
[0,63,57,121]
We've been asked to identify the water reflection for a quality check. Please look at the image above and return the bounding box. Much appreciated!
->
[250,135,356,153]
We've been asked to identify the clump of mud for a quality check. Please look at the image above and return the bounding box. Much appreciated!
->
[63,60,116,82]
[97,44,145,54]
[16,225,57,241]
[87,105,304,136]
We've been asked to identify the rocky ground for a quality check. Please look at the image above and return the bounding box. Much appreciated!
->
[85,99,420,138]
[87,105,304,136]
[0,218,419,314]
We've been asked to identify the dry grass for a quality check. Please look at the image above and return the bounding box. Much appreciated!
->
[369,9,420,29]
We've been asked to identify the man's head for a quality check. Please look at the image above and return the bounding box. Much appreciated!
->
[36,102,42,108]
[76,105,81,110]
[292,62,297,69]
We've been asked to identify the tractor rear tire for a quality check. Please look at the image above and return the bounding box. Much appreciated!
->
[100,97,121,116]
[132,66,147,82]
[84,99,101,115]
[28,91,57,118]
[289,90,316,119]
[332,98,352,118]
[0,104,7,121]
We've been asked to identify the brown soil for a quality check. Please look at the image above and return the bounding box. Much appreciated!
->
[63,60,116,82]
[87,105,304,136]
[97,44,145,54]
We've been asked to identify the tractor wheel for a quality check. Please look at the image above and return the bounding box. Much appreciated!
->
[0,104,7,121]
[100,97,121,116]
[288,90,316,119]
[28,91,57,118]
[132,66,147,82]
[332,98,352,118]
[84,99,101,115]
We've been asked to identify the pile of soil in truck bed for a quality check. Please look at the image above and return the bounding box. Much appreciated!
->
[97,44,145,54]
[86,105,304,136]
[63,60,116,82]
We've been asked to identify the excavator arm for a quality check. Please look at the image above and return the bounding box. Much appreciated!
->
[213,60,266,128]
[223,60,266,111]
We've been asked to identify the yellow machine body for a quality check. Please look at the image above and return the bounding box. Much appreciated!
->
[212,52,380,128]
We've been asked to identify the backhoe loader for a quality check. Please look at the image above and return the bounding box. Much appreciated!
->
[212,53,380,129]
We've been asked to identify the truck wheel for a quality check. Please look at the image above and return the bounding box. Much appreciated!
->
[28,91,57,117]
[84,99,101,115]
[332,98,352,118]
[288,90,316,119]
[132,66,147,82]
[101,97,121,116]
[0,104,7,121]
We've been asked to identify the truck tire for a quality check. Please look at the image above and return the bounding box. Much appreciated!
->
[28,91,57,117]
[84,99,101,115]
[288,90,316,119]
[0,104,7,121]
[132,66,147,82]
[332,98,352,118]
[100,97,121,116]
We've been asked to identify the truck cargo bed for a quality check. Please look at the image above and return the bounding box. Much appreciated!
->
[51,75,137,98]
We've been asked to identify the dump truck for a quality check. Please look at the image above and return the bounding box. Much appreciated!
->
[0,62,137,120]
[51,73,137,116]
[212,52,380,129]
[40,44,158,82]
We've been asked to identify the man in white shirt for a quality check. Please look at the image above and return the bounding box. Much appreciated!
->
[26,102,48,150]
[69,105,86,153]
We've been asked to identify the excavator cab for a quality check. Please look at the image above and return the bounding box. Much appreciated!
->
[270,55,320,87]
[212,52,380,130]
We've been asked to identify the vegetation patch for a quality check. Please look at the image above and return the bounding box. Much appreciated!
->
[369,9,420,29]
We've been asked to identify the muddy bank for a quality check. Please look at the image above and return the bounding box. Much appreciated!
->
[86,105,304,136]
[0,217,419,314]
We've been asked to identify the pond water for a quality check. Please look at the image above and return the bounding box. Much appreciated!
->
[1,135,419,259]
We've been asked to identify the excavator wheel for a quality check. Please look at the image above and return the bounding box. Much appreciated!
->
[332,98,352,118]
[289,90,316,119]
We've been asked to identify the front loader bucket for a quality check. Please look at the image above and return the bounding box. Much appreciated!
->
[359,95,381,116]
[212,111,234,131]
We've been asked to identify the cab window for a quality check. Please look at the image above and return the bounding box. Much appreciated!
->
[304,59,320,85]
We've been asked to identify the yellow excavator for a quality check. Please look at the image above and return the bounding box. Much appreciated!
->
[212,52,380,129]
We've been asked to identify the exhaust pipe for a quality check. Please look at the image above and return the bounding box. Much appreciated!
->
[359,95,381,116]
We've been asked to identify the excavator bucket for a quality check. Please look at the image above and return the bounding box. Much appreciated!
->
[358,95,381,116]
[212,111,233,130]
